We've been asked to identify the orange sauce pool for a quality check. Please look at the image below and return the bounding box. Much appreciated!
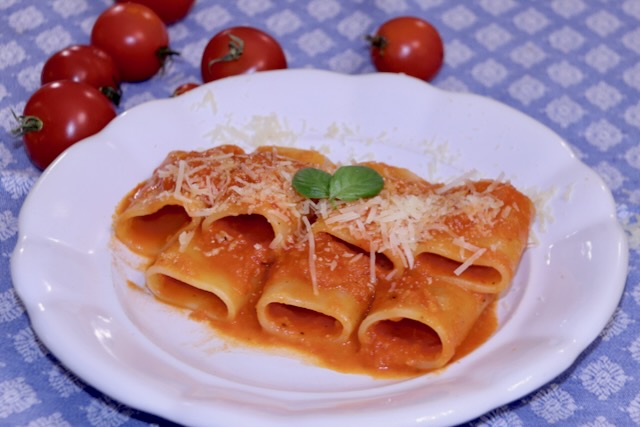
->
[115,169,504,378]
[188,294,497,379]
[111,147,532,379]
[121,215,499,379]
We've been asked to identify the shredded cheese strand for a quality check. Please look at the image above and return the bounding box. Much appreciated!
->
[454,248,487,276]
[142,147,530,281]
[302,216,318,295]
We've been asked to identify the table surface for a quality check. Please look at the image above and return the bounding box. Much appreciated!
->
[1,1,639,426]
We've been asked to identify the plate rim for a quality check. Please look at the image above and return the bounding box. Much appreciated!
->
[11,69,629,427]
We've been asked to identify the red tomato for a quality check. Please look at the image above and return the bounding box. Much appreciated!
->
[172,82,200,96]
[14,81,117,170]
[368,16,444,82]
[91,3,176,82]
[41,44,122,105]
[201,26,287,83]
[115,0,194,24]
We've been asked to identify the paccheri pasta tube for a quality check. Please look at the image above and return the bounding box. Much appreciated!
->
[113,144,535,378]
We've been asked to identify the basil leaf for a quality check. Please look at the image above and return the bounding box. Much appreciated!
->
[329,165,384,201]
[292,167,332,199]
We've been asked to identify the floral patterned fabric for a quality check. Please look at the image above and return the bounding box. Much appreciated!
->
[1,0,639,426]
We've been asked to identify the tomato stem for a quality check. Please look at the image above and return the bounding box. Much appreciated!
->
[10,111,43,136]
[366,34,388,54]
[156,46,180,65]
[153,46,180,77]
[100,86,122,107]
[208,33,244,69]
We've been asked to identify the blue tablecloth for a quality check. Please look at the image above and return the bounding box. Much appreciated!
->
[1,1,638,426]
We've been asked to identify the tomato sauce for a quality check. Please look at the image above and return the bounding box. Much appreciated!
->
[111,147,519,379]
[120,215,498,379]
[188,282,497,379]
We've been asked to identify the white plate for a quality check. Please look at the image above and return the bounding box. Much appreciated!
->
[11,70,628,427]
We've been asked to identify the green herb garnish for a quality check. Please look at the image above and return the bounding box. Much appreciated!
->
[292,165,384,202]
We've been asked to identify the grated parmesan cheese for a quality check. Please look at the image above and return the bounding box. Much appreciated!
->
[178,229,195,253]
[454,248,487,276]
[311,178,511,271]
[369,247,376,285]
[137,145,533,281]
[302,216,318,295]
[349,253,364,264]
[435,170,478,194]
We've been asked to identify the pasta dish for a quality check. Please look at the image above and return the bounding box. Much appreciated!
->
[112,144,534,378]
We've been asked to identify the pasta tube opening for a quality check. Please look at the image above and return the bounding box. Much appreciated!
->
[256,232,377,343]
[265,303,343,339]
[358,255,493,371]
[112,145,534,378]
[418,252,503,287]
[361,316,444,365]
[146,272,230,320]
[115,204,192,257]
[146,214,276,321]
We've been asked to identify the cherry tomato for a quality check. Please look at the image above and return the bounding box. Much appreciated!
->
[368,16,444,82]
[115,0,194,25]
[13,81,117,170]
[41,44,122,105]
[201,26,287,83]
[172,82,200,96]
[91,3,176,82]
